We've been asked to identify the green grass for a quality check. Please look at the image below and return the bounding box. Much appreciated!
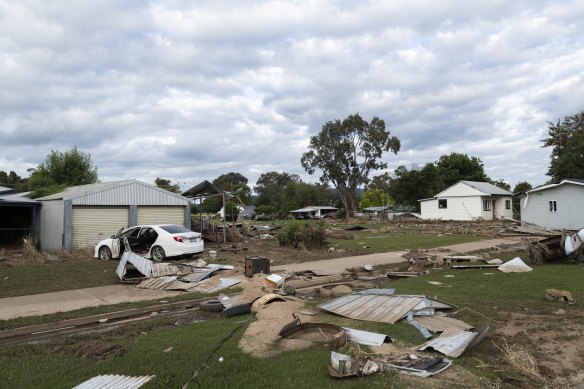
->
[329,232,483,254]
[0,259,119,298]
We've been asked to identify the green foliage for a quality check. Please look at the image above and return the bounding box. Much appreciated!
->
[335,208,347,219]
[0,170,28,192]
[255,171,300,209]
[490,178,511,191]
[28,147,98,198]
[277,221,327,249]
[154,177,181,193]
[435,152,489,187]
[207,172,251,212]
[389,163,444,210]
[255,204,277,219]
[513,181,533,219]
[542,110,584,181]
[301,113,400,217]
[359,188,393,208]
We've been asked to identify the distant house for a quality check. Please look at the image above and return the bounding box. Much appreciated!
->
[419,181,513,221]
[289,206,338,219]
[362,206,389,220]
[520,179,584,230]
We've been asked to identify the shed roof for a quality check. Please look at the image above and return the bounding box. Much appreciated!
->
[0,191,39,205]
[182,180,226,198]
[36,179,187,203]
[436,180,512,197]
[290,206,338,213]
[363,206,389,212]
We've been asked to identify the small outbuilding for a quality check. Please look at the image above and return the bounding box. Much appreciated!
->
[37,180,191,252]
[289,206,338,219]
[520,179,584,230]
[419,181,512,221]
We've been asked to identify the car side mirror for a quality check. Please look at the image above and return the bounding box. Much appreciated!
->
[110,234,117,239]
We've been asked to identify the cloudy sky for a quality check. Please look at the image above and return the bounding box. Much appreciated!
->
[1,0,583,192]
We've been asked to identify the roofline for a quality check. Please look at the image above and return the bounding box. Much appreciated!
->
[526,179,584,194]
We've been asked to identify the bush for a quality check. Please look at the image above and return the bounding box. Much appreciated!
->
[335,208,347,219]
[277,221,327,250]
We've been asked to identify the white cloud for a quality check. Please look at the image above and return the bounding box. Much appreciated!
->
[1,0,583,190]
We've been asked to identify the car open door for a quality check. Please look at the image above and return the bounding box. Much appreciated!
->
[111,227,124,258]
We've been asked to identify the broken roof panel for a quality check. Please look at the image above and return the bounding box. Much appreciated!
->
[137,276,178,290]
[415,315,474,333]
[343,327,391,346]
[73,374,155,389]
[151,263,182,278]
[117,252,152,280]
[416,323,489,357]
[189,277,242,293]
[318,294,455,324]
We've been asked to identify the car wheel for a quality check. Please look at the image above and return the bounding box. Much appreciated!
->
[151,246,166,262]
[98,246,112,260]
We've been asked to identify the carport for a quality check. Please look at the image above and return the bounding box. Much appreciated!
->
[0,189,40,247]
[182,180,230,243]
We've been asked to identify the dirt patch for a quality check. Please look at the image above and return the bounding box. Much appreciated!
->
[57,340,124,360]
[493,311,584,380]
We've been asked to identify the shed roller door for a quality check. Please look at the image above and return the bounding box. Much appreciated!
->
[137,206,185,227]
[72,207,129,249]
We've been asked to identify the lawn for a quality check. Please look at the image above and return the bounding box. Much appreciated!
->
[2,262,583,388]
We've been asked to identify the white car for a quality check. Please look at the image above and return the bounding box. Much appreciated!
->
[94,224,204,261]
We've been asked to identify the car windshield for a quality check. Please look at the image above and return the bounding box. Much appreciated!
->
[160,225,191,234]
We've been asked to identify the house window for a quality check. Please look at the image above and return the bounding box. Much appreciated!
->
[438,199,447,209]
[483,200,491,211]
[549,200,557,212]
[505,200,511,210]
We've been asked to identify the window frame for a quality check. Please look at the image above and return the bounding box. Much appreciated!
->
[505,200,511,210]
[549,200,557,212]
[438,199,447,209]
[483,200,492,211]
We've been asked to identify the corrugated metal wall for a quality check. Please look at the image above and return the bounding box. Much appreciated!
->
[137,206,184,226]
[71,182,188,206]
[39,200,65,252]
[72,206,129,249]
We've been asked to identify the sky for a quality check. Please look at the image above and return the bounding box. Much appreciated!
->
[1,0,583,192]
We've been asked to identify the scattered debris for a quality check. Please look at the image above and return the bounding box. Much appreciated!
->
[329,351,359,378]
[330,285,353,296]
[427,281,451,287]
[407,311,432,339]
[386,271,427,278]
[263,274,284,289]
[244,256,270,277]
[382,354,453,377]
[545,289,576,304]
[251,293,286,312]
[497,257,533,273]
[342,328,392,346]
[415,313,474,333]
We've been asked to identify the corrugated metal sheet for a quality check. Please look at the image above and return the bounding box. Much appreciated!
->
[498,257,533,273]
[416,315,474,333]
[343,327,391,346]
[137,206,184,226]
[151,262,181,278]
[73,374,155,389]
[189,277,241,293]
[117,252,152,280]
[72,207,129,249]
[416,328,477,357]
[137,276,178,289]
[180,265,233,282]
[318,294,455,324]
[38,180,188,205]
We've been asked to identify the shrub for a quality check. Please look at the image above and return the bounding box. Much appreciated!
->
[277,221,327,250]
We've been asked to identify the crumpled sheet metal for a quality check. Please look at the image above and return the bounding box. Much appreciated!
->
[416,323,489,357]
[382,355,453,377]
[188,277,241,293]
[415,314,474,333]
[117,252,153,280]
[329,351,359,378]
[343,327,391,346]
[497,257,533,273]
[151,263,182,278]
[318,293,455,324]
[251,293,286,312]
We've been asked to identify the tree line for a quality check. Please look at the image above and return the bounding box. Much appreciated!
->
[3,109,583,217]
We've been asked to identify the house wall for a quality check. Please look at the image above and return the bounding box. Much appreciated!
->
[521,185,584,230]
[494,197,513,220]
[420,196,482,220]
[40,200,64,252]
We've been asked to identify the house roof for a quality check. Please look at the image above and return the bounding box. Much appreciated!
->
[525,178,584,194]
[36,179,187,202]
[435,180,512,197]
[363,206,389,212]
[290,206,338,213]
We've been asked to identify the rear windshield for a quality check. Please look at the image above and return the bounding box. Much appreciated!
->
[160,225,192,234]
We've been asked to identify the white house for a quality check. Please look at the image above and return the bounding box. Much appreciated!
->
[520,179,584,230]
[420,181,513,221]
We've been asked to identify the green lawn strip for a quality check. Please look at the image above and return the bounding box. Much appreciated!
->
[0,259,119,298]
[329,232,483,254]
[0,288,242,331]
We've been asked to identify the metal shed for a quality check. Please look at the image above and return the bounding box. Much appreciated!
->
[37,180,191,252]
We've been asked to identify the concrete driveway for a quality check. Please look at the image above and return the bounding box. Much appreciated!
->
[0,237,521,320]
